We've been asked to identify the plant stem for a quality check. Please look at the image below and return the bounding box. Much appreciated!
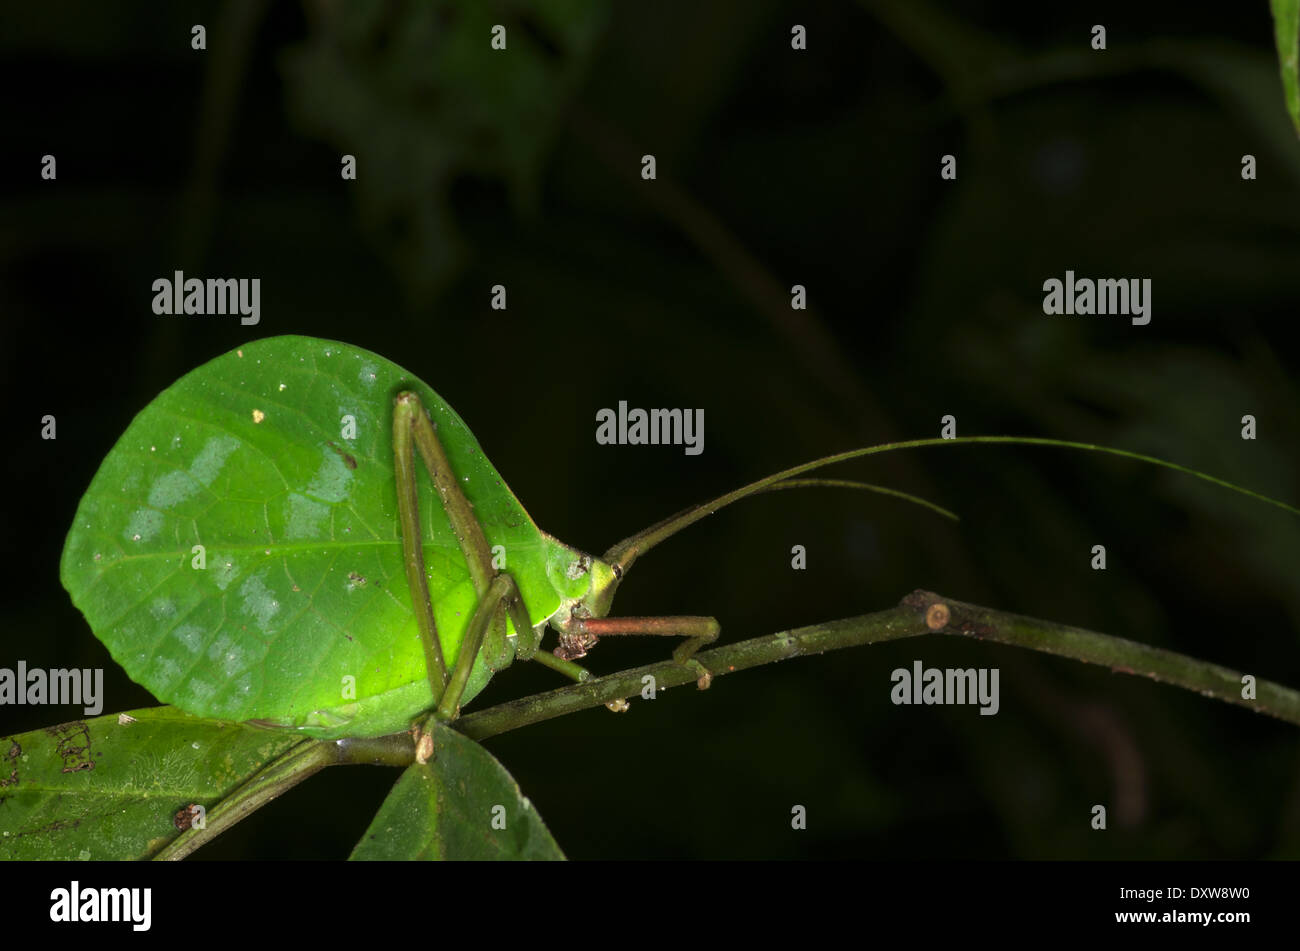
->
[160,589,1300,857]
[454,589,1300,740]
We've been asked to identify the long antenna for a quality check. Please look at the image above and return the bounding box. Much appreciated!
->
[603,436,1300,576]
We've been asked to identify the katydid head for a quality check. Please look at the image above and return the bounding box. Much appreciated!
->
[547,550,621,629]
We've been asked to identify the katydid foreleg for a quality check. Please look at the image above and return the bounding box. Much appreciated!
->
[531,648,594,683]
[555,615,720,688]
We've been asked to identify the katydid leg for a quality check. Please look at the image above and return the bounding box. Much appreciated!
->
[396,392,542,660]
[532,649,592,684]
[432,569,556,720]
[437,574,513,721]
[392,392,542,714]
[412,572,532,761]
[392,395,449,700]
[559,615,720,688]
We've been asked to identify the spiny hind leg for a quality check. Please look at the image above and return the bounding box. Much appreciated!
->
[393,392,542,734]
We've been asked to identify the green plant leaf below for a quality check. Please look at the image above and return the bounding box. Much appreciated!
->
[350,722,563,860]
[0,707,303,860]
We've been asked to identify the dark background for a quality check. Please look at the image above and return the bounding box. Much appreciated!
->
[2,0,1298,859]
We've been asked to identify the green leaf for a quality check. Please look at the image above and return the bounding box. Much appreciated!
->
[1274,0,1300,136]
[60,335,591,739]
[0,707,303,860]
[350,722,563,860]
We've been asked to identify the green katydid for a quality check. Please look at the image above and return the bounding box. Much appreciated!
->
[61,334,768,739]
[60,335,1299,744]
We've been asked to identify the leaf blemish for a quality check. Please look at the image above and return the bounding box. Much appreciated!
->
[307,448,354,502]
[1,741,19,789]
[237,574,281,631]
[213,558,240,591]
[326,441,358,470]
[284,493,329,540]
[170,623,205,654]
[174,803,202,831]
[46,722,93,774]
[187,436,240,490]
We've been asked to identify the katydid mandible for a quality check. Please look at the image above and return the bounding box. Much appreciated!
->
[61,336,1298,742]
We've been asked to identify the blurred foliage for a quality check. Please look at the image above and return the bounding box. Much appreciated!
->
[1273,0,1300,136]
[282,0,609,301]
[2,0,1299,859]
